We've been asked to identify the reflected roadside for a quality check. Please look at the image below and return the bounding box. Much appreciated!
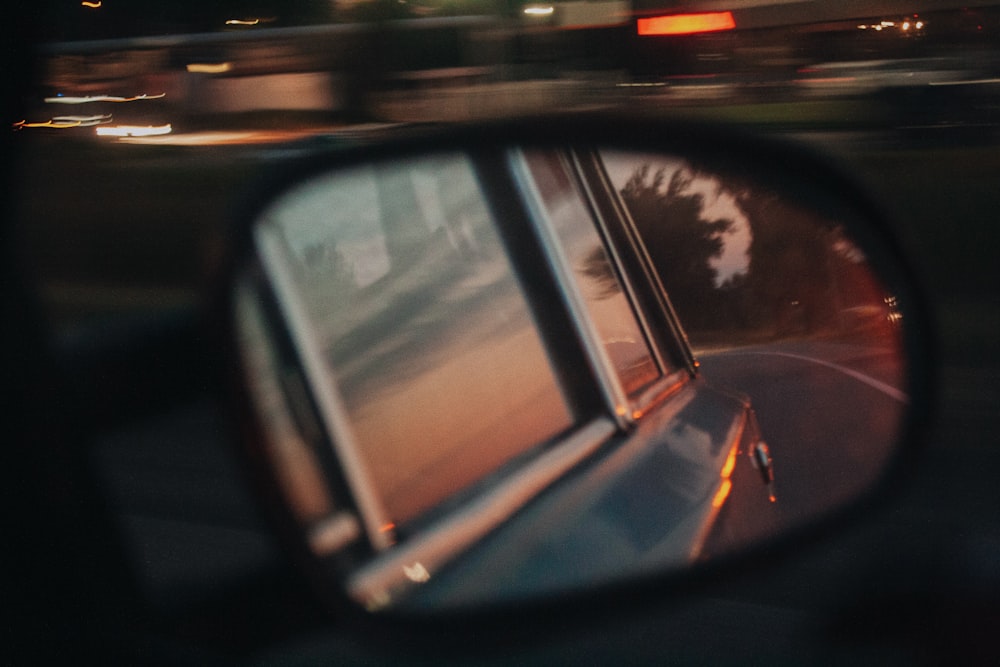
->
[600,150,907,533]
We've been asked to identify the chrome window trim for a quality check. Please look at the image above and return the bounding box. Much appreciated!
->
[508,148,634,428]
[567,151,673,379]
[346,417,617,609]
[255,223,397,552]
[309,511,364,556]
[235,275,362,554]
[580,149,701,373]
[631,368,691,420]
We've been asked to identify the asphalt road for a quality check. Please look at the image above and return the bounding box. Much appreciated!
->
[698,339,908,539]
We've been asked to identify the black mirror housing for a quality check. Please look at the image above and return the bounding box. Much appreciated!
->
[217,114,934,628]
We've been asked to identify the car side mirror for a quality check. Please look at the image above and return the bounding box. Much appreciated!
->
[222,116,930,617]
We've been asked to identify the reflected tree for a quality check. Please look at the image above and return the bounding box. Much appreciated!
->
[710,173,893,342]
[579,246,621,300]
[732,190,838,334]
[617,160,893,344]
[619,164,734,332]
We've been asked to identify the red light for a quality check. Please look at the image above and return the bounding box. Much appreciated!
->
[637,11,736,36]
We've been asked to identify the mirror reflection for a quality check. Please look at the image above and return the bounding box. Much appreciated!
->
[601,150,906,529]
[235,145,907,612]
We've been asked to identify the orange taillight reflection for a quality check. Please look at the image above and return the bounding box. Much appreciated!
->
[720,445,738,480]
[711,478,733,509]
[637,11,736,36]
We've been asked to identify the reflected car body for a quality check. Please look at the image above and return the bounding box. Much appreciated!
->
[237,144,778,609]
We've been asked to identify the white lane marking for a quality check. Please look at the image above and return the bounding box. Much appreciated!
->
[714,350,909,403]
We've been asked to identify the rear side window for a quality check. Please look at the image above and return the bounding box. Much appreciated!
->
[256,153,573,527]
[521,150,662,397]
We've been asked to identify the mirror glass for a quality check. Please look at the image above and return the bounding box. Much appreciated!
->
[234,145,908,612]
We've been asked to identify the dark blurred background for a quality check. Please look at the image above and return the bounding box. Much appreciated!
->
[12,1,1000,344]
[8,1,1000,663]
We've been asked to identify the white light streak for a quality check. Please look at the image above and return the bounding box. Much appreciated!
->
[45,94,166,104]
[524,5,555,16]
[96,124,173,137]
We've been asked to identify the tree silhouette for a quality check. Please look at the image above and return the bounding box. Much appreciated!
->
[618,157,895,344]
[706,170,893,341]
[579,245,622,300]
[619,164,734,332]
[731,189,837,334]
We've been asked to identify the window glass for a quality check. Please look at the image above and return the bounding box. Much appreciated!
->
[522,150,661,396]
[258,153,573,526]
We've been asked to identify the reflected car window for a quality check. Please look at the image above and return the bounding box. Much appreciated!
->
[256,153,573,526]
[522,150,662,396]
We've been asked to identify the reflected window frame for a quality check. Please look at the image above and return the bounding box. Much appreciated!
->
[510,147,696,427]
[253,151,587,546]
[241,145,706,608]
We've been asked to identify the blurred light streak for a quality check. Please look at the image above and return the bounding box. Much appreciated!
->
[711,479,733,509]
[45,94,166,104]
[57,115,112,125]
[117,131,258,145]
[112,129,342,146]
[225,17,275,26]
[794,76,857,84]
[858,19,924,31]
[97,124,172,137]
[81,1,102,7]
[14,115,111,129]
[186,62,234,74]
[929,78,1000,86]
[403,562,431,583]
[523,5,555,16]
[720,445,738,480]
[637,12,735,36]
[15,119,79,129]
